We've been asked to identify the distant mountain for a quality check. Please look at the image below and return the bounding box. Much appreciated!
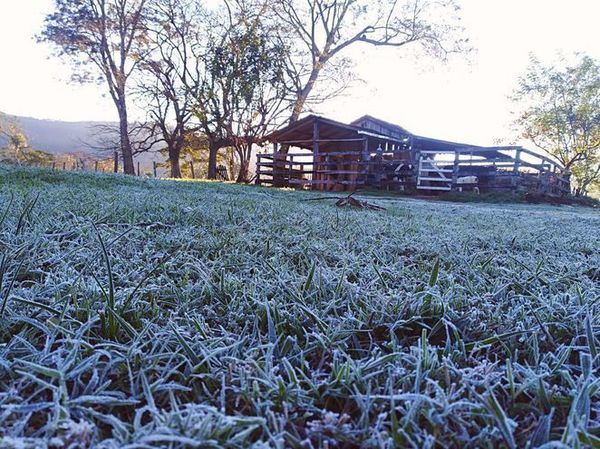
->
[0,113,162,172]
[0,113,115,156]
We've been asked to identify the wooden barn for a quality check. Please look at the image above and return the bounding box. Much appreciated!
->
[256,115,571,195]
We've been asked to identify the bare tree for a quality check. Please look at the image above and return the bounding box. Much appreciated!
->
[192,5,237,180]
[140,0,204,178]
[270,0,469,124]
[84,122,161,171]
[40,0,149,175]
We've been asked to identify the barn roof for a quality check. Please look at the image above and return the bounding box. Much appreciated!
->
[266,114,410,152]
[350,115,411,138]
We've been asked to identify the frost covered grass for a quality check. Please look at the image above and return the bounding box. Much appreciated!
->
[0,165,599,448]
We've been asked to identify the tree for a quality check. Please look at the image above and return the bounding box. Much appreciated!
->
[84,122,161,171]
[140,0,203,178]
[157,130,240,179]
[40,0,149,175]
[514,55,600,196]
[0,123,29,165]
[197,1,291,181]
[270,0,469,125]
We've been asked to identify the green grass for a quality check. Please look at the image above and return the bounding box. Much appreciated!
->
[0,165,599,448]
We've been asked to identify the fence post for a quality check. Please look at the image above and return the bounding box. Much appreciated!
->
[94,161,99,172]
[189,160,195,179]
[153,161,157,178]
[62,162,66,171]
[113,151,119,173]
[52,161,56,170]
[137,161,141,177]
[256,155,261,185]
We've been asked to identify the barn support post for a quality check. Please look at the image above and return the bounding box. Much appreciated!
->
[452,149,460,189]
[362,138,369,161]
[360,137,369,187]
[512,148,522,188]
[272,142,287,187]
[312,119,320,190]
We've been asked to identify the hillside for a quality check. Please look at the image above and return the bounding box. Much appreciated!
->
[0,166,599,448]
[0,113,113,155]
[0,113,162,170]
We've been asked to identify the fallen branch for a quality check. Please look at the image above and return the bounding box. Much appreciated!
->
[335,195,386,211]
[303,192,386,211]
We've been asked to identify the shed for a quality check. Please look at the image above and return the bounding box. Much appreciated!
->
[256,115,570,195]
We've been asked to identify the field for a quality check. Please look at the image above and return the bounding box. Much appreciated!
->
[0,166,599,449]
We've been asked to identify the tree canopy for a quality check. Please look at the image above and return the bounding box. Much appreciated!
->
[514,54,600,195]
[198,2,291,181]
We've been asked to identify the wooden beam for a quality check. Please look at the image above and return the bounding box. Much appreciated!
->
[362,138,369,161]
[452,150,460,187]
[514,148,522,173]
[512,148,522,189]
[312,119,320,190]
[272,138,365,144]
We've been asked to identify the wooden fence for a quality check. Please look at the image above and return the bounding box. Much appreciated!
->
[257,147,572,196]
[256,151,414,191]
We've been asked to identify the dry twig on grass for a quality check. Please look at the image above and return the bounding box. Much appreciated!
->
[303,192,386,211]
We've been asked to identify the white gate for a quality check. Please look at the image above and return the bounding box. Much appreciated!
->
[416,151,454,191]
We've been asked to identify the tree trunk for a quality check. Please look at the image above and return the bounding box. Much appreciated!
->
[236,159,250,183]
[236,144,252,183]
[169,135,183,178]
[169,151,182,178]
[288,59,326,126]
[117,101,135,175]
[274,62,326,186]
[207,142,219,179]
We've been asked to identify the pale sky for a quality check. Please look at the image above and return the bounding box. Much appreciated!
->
[1,0,600,147]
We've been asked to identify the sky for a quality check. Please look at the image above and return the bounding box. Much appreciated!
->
[1,0,600,147]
